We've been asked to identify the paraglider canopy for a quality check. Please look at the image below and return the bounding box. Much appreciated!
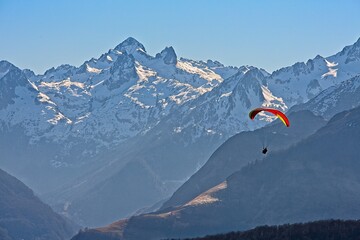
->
[249,107,290,127]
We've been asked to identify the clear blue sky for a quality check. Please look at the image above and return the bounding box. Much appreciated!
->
[1,0,360,74]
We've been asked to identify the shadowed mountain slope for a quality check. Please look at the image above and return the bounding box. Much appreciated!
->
[0,168,78,240]
[161,110,326,209]
[71,105,360,239]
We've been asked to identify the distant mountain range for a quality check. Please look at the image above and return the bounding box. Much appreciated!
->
[0,167,77,240]
[71,103,360,240]
[1,37,360,227]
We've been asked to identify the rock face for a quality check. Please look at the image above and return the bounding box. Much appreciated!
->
[71,105,360,239]
[0,167,78,240]
[156,46,178,64]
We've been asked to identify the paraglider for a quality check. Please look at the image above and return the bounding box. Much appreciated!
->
[249,107,290,154]
[262,147,268,155]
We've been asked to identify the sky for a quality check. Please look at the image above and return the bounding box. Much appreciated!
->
[1,0,360,74]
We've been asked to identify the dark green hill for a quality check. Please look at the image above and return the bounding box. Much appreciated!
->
[179,220,360,240]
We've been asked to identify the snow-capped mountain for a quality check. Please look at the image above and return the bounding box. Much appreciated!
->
[4,37,360,162]
[165,67,286,144]
[267,38,360,107]
[0,61,61,139]
[1,37,360,227]
[4,38,240,154]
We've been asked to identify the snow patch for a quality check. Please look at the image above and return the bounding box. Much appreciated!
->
[86,64,102,73]
[40,78,85,90]
[322,68,338,78]
[220,92,232,98]
[176,60,223,84]
[75,112,91,124]
[206,129,216,135]
[261,85,287,110]
[37,92,56,105]
[106,55,113,61]
[174,127,182,133]
[322,59,338,78]
[325,59,338,68]
[136,64,157,81]
[47,112,72,125]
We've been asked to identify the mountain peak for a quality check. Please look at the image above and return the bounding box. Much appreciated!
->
[241,67,267,86]
[22,69,35,79]
[156,46,177,64]
[353,37,360,47]
[338,37,360,58]
[341,37,360,64]
[206,59,224,67]
[0,60,22,80]
[0,60,16,74]
[114,37,146,54]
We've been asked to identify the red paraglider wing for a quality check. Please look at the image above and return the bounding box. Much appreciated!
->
[249,108,290,127]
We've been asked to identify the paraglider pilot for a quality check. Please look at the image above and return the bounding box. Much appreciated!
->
[262,147,268,154]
